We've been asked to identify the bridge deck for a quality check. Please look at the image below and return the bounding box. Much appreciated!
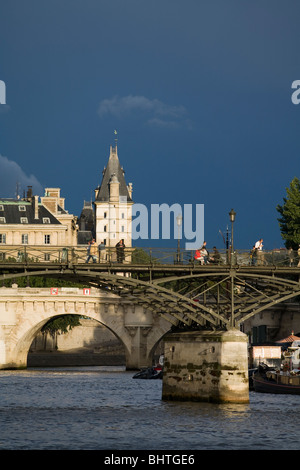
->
[0,261,300,277]
[0,250,299,329]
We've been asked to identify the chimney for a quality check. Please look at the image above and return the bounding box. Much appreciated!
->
[27,186,33,200]
[33,195,39,219]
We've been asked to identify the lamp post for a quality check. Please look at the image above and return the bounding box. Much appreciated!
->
[228,209,236,328]
[229,208,236,264]
[176,214,182,263]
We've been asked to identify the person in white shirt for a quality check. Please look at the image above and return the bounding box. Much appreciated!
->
[255,238,264,264]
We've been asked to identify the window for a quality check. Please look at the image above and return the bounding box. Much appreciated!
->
[121,213,125,219]
[43,218,50,224]
[44,253,50,261]
[44,235,51,244]
[20,217,28,224]
[121,226,125,232]
[104,225,107,232]
[22,234,28,244]
[0,234,6,244]
[19,206,26,211]
[104,212,107,219]
[0,205,4,211]
[0,217,6,224]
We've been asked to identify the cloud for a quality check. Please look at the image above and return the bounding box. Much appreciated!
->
[98,95,191,128]
[0,154,43,198]
[146,118,180,129]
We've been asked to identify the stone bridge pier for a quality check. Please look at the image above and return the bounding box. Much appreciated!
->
[0,286,171,370]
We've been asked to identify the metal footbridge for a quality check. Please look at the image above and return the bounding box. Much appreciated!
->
[0,245,299,329]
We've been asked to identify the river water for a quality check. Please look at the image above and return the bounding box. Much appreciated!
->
[0,366,299,451]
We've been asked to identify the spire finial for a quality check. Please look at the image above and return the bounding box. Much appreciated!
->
[114,129,118,147]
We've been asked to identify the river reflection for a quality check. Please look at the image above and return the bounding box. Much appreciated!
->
[0,366,299,450]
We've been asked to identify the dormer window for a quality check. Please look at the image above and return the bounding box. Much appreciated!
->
[20,217,28,224]
[0,205,4,211]
[0,217,6,224]
[43,218,50,224]
[19,206,26,211]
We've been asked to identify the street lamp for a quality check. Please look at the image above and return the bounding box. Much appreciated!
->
[229,209,236,265]
[229,209,236,327]
[176,214,182,263]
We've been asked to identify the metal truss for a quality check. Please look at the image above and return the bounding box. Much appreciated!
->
[0,261,299,330]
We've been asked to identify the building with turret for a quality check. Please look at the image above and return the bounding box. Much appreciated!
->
[93,143,133,248]
[0,139,134,262]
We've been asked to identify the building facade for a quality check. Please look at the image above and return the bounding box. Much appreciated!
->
[93,144,133,249]
[0,186,78,262]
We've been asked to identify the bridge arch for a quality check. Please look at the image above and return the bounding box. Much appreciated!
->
[16,314,133,370]
[0,286,171,370]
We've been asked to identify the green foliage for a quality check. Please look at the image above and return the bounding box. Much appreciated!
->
[277,177,300,249]
[42,315,81,336]
[131,247,159,264]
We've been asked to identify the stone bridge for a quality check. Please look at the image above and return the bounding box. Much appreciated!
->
[0,285,170,370]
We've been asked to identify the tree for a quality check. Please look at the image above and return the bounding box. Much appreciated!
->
[42,315,81,336]
[276,177,300,249]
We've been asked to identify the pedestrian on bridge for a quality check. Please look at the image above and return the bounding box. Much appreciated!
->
[250,245,257,265]
[194,241,208,265]
[209,247,221,264]
[116,239,125,263]
[98,241,106,263]
[86,239,97,263]
[255,238,265,265]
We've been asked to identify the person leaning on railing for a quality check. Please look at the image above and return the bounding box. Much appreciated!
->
[98,241,106,263]
[209,247,221,264]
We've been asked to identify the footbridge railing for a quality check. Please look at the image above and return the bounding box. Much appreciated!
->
[0,245,299,268]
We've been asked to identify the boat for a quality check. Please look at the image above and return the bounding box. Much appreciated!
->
[248,368,258,390]
[252,363,300,395]
[133,353,164,380]
[252,336,300,394]
[132,365,163,379]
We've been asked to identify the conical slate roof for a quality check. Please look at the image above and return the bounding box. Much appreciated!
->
[95,145,132,202]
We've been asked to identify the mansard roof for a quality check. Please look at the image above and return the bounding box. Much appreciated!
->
[0,199,62,225]
[95,145,132,203]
